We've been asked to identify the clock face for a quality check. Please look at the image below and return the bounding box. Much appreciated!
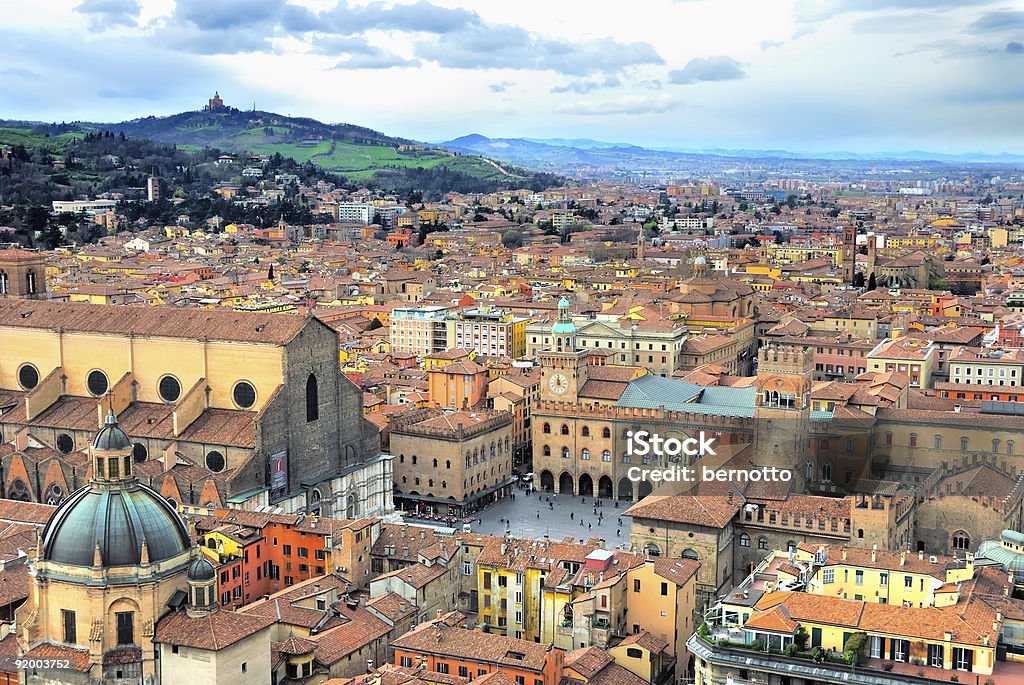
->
[548,372,569,395]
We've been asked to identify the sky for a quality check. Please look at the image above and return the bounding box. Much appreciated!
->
[1,0,1022,154]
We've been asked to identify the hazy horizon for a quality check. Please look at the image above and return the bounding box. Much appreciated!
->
[2,0,1023,156]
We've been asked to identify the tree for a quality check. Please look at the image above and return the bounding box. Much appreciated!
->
[867,272,877,291]
[853,272,865,288]
[268,263,275,281]
[501,229,523,249]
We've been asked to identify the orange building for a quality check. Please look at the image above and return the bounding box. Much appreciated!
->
[392,612,564,685]
[427,360,489,409]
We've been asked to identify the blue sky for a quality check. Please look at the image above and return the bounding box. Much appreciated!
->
[1,0,1022,154]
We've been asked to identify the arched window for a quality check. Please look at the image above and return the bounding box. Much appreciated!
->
[445,460,451,469]
[561,447,570,459]
[305,373,319,422]
[543,423,551,434]
[857,529,864,539]
[1007,440,1015,455]
[934,435,943,449]
[682,548,699,561]
[543,445,551,457]
[757,537,768,550]
[992,439,1001,453]
[602,427,611,438]
[0,270,7,294]
[602,450,611,462]
[952,532,970,551]
[960,436,969,451]
[581,448,590,460]
[560,424,569,435]
[26,269,37,294]
[822,463,832,482]
[581,426,590,437]
[643,543,661,557]
[490,442,496,458]
[909,433,918,447]
[739,533,750,547]
[412,455,418,465]
[433,458,438,468]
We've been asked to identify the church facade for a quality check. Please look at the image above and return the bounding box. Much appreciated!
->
[0,300,392,519]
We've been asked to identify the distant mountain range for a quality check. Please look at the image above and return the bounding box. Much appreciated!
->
[437,134,1024,170]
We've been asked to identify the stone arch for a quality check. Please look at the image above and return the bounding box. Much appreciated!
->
[540,470,554,491]
[578,473,594,497]
[638,480,654,499]
[558,471,574,495]
[598,475,613,498]
[617,477,633,501]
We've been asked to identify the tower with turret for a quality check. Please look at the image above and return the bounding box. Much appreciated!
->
[754,343,814,488]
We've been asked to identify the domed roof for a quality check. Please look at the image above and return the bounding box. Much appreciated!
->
[93,409,131,451]
[558,296,571,309]
[187,556,216,581]
[41,483,191,568]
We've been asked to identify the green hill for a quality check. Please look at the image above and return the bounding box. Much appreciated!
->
[107,108,538,184]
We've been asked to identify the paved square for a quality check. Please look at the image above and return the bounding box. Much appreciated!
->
[403,489,635,549]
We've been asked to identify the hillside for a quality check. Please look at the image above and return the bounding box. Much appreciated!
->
[106,108,547,185]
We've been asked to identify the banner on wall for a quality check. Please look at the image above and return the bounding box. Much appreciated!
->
[270,450,288,489]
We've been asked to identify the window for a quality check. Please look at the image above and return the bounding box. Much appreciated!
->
[560,424,569,435]
[87,369,109,396]
[952,532,970,551]
[18,363,39,390]
[56,433,75,454]
[62,609,76,644]
[934,434,942,449]
[757,537,768,550]
[904,575,913,589]
[233,381,256,409]
[855,570,864,585]
[952,647,972,671]
[822,569,834,584]
[909,433,917,447]
[133,442,148,462]
[400,656,413,667]
[581,426,590,437]
[158,375,181,403]
[116,611,134,645]
[879,572,888,586]
[739,533,750,547]
[660,582,668,596]
[205,450,225,473]
[305,374,319,422]
[891,638,909,662]
[960,437,969,451]
[543,423,551,434]
[283,545,292,556]
[437,663,449,674]
[928,643,944,668]
[633,579,641,592]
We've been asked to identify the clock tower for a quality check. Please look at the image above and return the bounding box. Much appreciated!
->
[539,297,588,402]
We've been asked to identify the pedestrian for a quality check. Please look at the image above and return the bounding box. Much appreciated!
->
[593,508,597,516]
[580,520,584,527]
[618,518,622,526]
[616,529,621,536]
[570,512,574,520]
[549,502,554,510]
[582,497,585,504]
[537,511,540,519]
[588,523,592,530]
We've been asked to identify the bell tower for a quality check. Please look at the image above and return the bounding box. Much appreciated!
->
[538,297,588,402]
[754,343,814,488]
[0,247,46,300]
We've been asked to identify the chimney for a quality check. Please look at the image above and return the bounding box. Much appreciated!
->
[871,544,877,563]
[399,602,407,612]
[14,427,30,452]
[900,551,906,566]
[436,609,443,619]
[918,550,924,560]
[842,548,847,561]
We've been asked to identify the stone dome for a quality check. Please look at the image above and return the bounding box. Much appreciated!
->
[40,483,191,568]
[187,556,216,581]
[93,409,131,451]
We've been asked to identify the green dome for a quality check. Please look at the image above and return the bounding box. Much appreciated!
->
[188,556,216,581]
[93,410,131,451]
[41,483,191,568]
